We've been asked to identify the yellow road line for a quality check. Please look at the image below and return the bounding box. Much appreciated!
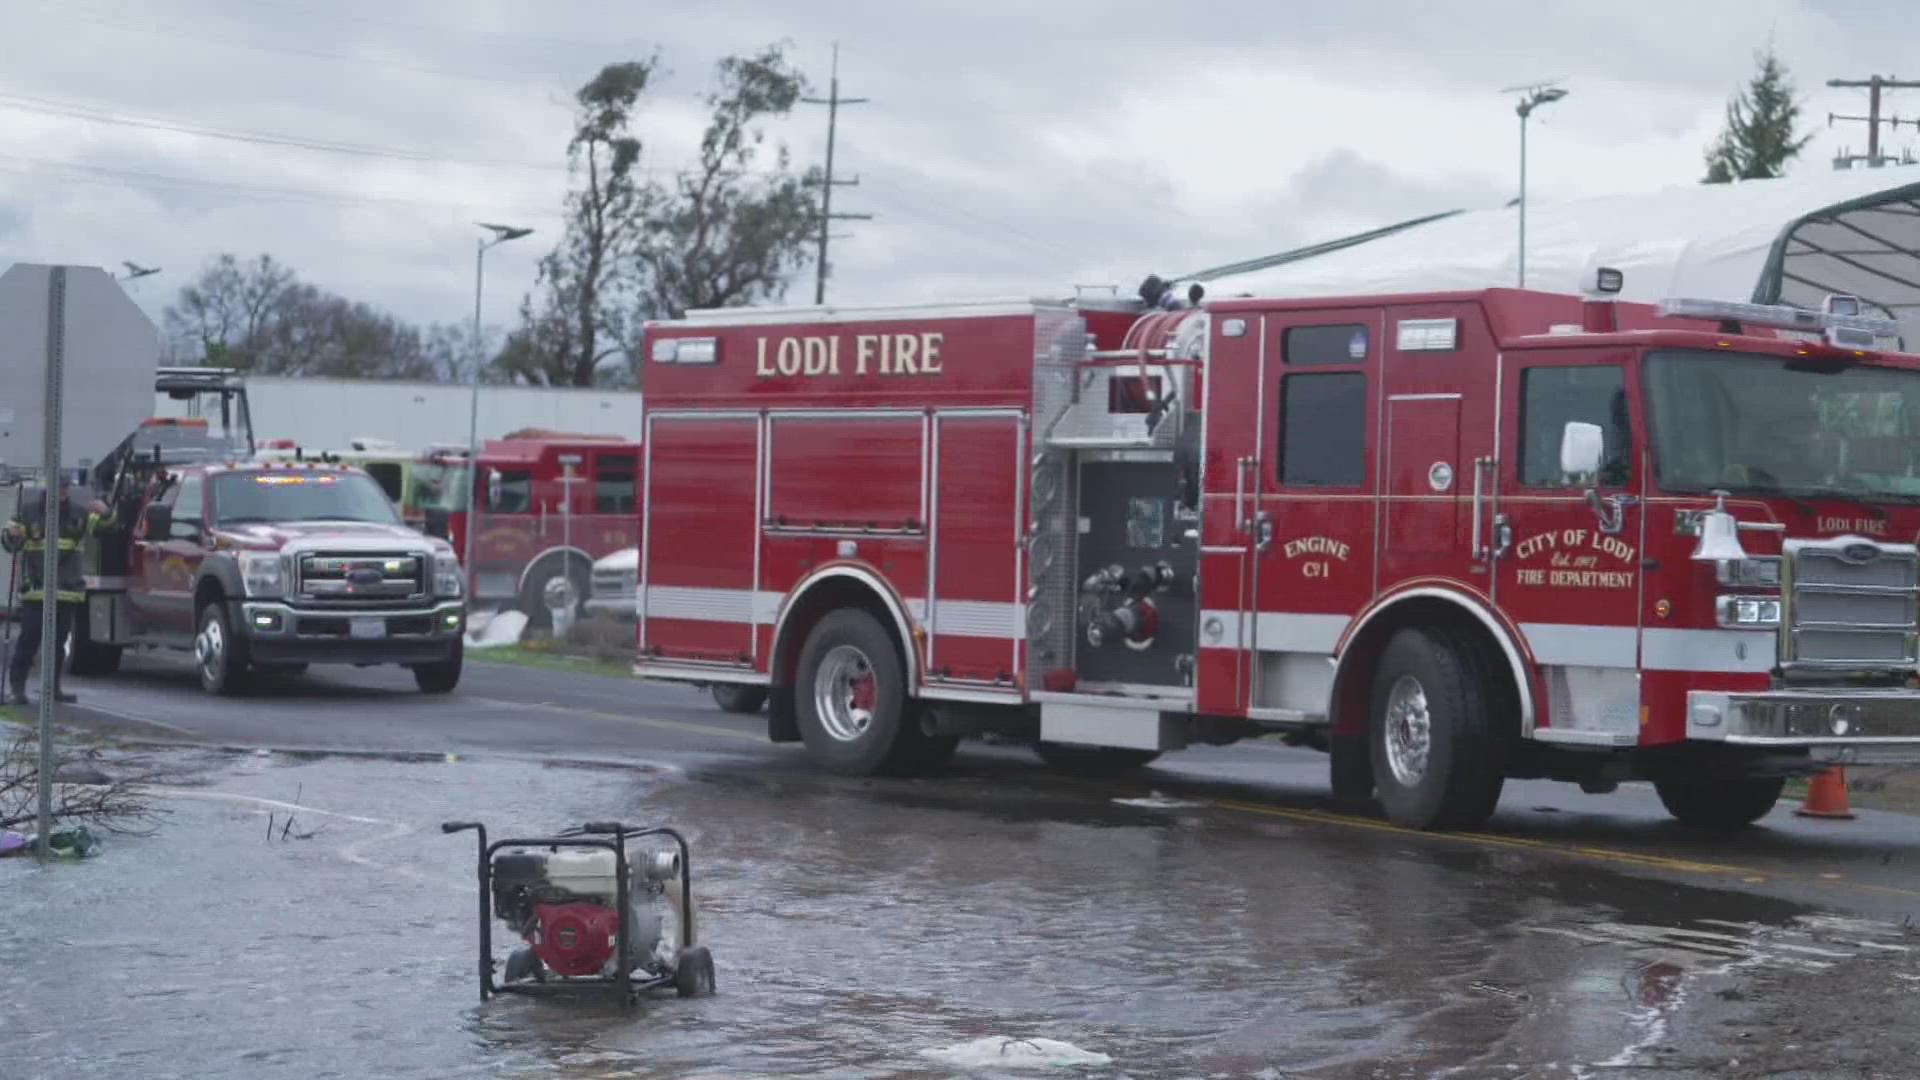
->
[467,696,763,742]
[1211,798,1920,900]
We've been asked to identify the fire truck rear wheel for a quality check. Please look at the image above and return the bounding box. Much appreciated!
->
[1032,743,1162,775]
[1652,774,1785,830]
[519,559,588,634]
[794,608,942,776]
[1367,627,1506,830]
[195,602,250,696]
[710,684,768,714]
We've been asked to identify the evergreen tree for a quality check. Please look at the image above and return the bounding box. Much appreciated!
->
[1704,48,1812,182]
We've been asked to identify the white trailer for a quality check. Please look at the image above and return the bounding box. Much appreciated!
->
[227,377,642,451]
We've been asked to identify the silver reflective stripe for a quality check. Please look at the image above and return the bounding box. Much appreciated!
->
[1520,624,1637,668]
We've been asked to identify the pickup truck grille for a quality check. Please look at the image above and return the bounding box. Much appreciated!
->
[1782,537,1920,670]
[592,566,638,601]
[296,552,426,608]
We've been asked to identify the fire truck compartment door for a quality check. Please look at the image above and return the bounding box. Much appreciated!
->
[1383,396,1463,558]
[640,415,759,665]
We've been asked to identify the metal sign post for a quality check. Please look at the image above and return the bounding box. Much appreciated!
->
[35,267,65,858]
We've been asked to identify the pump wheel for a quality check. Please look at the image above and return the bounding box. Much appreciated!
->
[1032,743,1162,775]
[794,609,946,776]
[1367,627,1506,830]
[710,684,768,714]
[195,602,249,696]
[674,945,716,998]
[1653,774,1785,830]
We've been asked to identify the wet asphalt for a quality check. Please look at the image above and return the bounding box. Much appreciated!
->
[4,651,1920,1077]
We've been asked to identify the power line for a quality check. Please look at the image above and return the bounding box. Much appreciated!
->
[1827,75,1920,168]
[800,44,872,305]
[0,91,566,172]
[0,151,563,217]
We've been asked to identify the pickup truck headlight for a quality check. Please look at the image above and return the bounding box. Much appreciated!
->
[241,552,285,599]
[434,552,465,598]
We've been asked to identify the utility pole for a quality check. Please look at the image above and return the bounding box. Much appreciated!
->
[801,44,873,305]
[1827,75,1920,167]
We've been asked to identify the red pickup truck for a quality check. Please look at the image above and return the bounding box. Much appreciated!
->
[75,456,467,694]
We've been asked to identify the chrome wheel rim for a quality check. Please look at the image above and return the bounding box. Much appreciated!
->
[196,615,225,681]
[813,645,877,742]
[1383,675,1432,787]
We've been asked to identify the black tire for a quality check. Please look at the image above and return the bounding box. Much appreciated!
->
[1653,774,1785,830]
[518,558,588,634]
[710,683,769,714]
[254,662,309,676]
[674,945,716,998]
[66,604,122,677]
[1367,627,1507,830]
[413,643,463,694]
[1032,743,1162,775]
[195,602,249,696]
[793,608,941,776]
[1329,732,1375,805]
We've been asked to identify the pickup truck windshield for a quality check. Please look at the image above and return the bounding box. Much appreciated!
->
[212,472,401,525]
[1645,349,1920,501]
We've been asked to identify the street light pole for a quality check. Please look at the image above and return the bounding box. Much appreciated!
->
[462,223,532,581]
[1512,83,1567,288]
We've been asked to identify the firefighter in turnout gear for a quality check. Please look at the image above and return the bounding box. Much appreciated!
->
[2,474,113,705]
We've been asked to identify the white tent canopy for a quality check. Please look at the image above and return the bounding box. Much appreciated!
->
[1198,167,1920,339]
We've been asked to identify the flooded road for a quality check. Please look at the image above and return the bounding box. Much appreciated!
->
[6,747,1914,1078]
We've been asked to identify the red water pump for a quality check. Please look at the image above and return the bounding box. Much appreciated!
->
[442,820,716,1005]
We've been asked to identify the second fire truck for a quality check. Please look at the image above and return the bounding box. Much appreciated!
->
[636,278,1920,831]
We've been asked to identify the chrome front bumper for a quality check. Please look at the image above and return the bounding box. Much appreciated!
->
[1688,689,1920,764]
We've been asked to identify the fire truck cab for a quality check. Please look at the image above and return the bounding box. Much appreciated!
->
[637,281,1920,831]
[414,432,641,629]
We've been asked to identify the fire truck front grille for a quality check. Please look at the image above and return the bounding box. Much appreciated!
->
[1782,538,1920,671]
[592,566,638,601]
[296,552,427,608]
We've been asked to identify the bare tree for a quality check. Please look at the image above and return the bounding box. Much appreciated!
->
[162,253,296,369]
[635,44,823,324]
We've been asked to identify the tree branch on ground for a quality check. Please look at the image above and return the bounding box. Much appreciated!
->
[0,737,173,835]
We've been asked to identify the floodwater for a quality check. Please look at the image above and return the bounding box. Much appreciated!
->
[0,749,1907,1078]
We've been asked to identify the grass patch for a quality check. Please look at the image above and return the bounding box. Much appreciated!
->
[466,645,635,681]
[467,616,639,681]
[0,705,20,727]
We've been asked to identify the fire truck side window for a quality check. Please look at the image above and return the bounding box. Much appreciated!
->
[1519,365,1631,487]
[362,463,403,504]
[595,454,637,514]
[1283,324,1370,366]
[168,473,204,540]
[488,470,532,513]
[1278,373,1367,486]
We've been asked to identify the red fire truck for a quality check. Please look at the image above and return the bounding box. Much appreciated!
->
[635,280,1920,831]
[414,431,640,628]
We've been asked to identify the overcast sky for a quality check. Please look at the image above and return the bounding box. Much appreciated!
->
[1,0,1915,343]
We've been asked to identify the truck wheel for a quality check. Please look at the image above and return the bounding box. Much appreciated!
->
[1033,743,1161,775]
[413,644,463,694]
[1367,627,1506,830]
[710,684,768,714]
[794,609,942,776]
[254,662,309,676]
[66,605,122,677]
[519,559,587,634]
[195,602,249,695]
[1653,775,1785,830]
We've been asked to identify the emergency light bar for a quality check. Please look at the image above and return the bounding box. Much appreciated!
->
[1658,296,1900,350]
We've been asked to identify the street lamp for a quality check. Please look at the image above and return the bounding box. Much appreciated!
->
[1511,82,1567,288]
[462,222,533,581]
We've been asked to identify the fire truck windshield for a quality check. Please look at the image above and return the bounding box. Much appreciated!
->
[211,471,401,525]
[1645,349,1920,501]
[412,461,470,513]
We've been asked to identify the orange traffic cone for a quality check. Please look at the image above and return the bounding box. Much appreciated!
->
[1795,768,1856,820]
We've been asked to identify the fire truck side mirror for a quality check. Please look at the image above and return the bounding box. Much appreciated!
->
[1559,421,1605,485]
[485,468,502,509]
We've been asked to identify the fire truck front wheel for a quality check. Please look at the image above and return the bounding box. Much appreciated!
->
[195,602,250,696]
[794,608,949,776]
[1367,627,1507,830]
[1652,774,1785,830]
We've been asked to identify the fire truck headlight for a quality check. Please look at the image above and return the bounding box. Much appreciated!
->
[434,552,465,598]
[240,551,284,599]
[1716,595,1781,628]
